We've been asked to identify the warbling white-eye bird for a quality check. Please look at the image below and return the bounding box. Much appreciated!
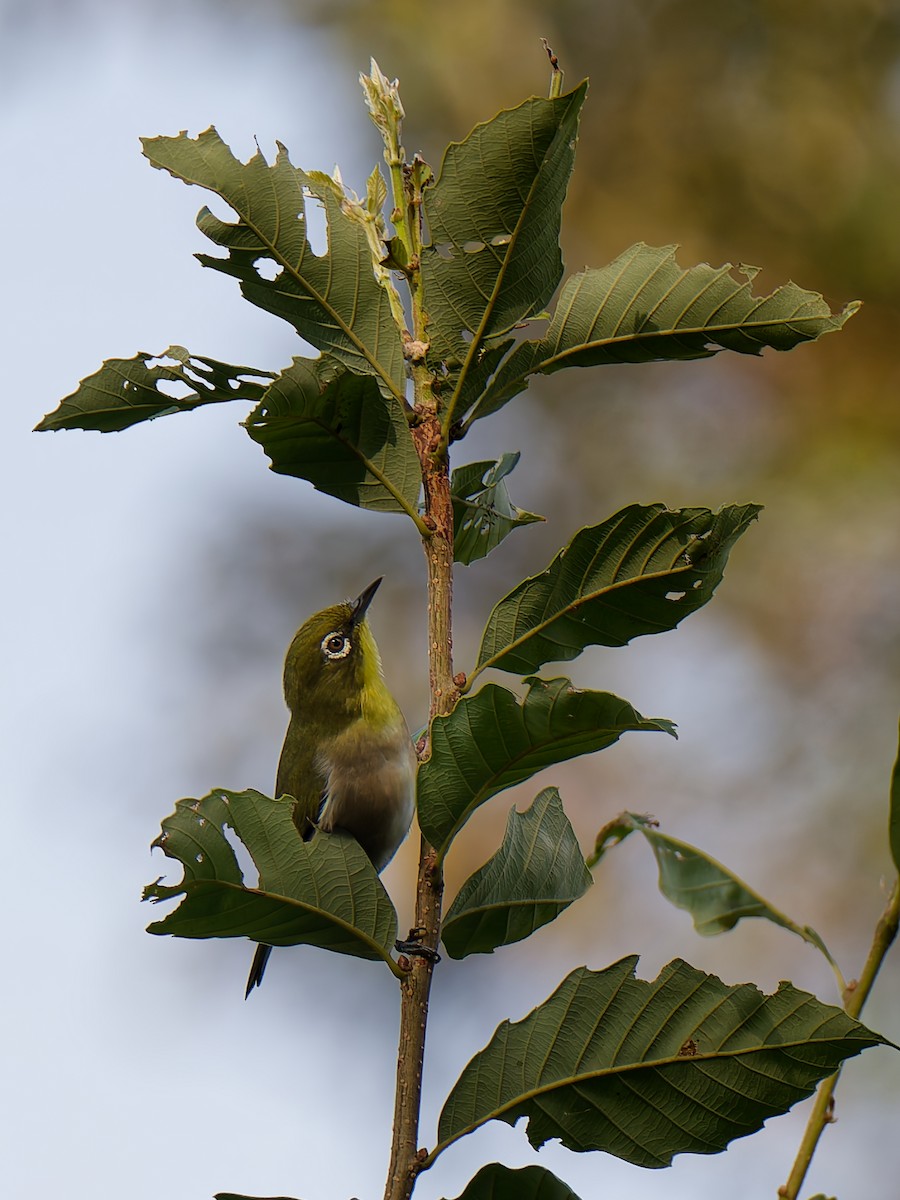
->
[245,577,416,996]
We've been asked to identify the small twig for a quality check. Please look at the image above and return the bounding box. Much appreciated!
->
[541,38,564,98]
[779,876,900,1199]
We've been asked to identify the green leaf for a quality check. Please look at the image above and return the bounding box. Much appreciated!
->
[590,812,839,971]
[889,720,900,875]
[449,337,517,434]
[141,128,405,401]
[442,787,592,959]
[143,789,399,969]
[436,956,892,1169]
[244,357,421,517]
[417,677,675,859]
[443,1163,582,1200]
[421,83,587,418]
[451,451,543,565]
[35,346,272,433]
[475,502,761,678]
[467,243,861,425]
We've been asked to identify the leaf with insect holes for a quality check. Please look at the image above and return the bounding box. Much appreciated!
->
[589,812,839,972]
[141,127,405,401]
[244,356,421,517]
[35,346,272,433]
[465,243,861,425]
[442,788,592,958]
[144,789,398,968]
[451,452,543,565]
[475,502,760,678]
[417,677,675,859]
[421,83,586,412]
[437,956,892,1168]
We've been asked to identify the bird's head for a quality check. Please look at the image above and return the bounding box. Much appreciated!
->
[283,578,385,718]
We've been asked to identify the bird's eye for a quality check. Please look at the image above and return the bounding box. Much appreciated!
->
[321,631,352,660]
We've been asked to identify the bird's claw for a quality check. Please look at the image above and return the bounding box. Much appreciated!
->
[395,926,441,963]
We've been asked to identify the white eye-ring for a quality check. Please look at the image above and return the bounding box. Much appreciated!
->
[321,631,352,660]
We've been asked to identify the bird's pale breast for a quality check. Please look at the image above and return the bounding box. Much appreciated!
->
[316,718,416,871]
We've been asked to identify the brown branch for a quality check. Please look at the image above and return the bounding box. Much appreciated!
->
[383,411,457,1200]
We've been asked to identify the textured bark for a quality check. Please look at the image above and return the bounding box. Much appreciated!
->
[383,412,456,1200]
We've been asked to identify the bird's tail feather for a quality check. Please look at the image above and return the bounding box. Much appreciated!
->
[245,944,272,998]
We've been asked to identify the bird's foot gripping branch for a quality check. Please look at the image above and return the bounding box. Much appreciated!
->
[40,54,896,1200]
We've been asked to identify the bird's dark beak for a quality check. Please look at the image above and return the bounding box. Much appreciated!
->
[350,577,383,626]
